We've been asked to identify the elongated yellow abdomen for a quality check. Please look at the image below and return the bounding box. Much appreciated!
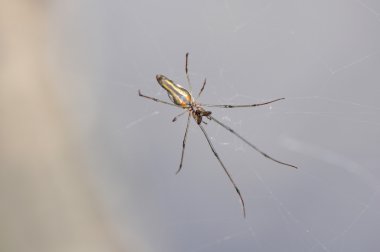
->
[156,74,192,108]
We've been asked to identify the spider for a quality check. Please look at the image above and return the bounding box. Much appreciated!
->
[138,53,297,217]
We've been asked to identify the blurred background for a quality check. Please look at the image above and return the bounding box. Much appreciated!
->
[1,0,380,251]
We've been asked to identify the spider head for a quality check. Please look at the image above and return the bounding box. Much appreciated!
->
[192,108,212,124]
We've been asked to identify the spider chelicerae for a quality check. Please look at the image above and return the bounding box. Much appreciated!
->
[138,53,297,217]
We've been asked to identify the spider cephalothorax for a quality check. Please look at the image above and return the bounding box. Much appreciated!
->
[190,104,211,125]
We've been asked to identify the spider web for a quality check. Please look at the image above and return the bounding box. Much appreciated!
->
[50,0,380,251]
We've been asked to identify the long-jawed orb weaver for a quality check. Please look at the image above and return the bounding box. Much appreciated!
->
[138,53,297,218]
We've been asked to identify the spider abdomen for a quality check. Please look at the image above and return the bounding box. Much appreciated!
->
[156,74,192,108]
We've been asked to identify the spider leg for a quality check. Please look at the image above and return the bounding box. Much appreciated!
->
[199,124,246,218]
[176,113,191,175]
[185,53,207,98]
[197,78,207,98]
[172,111,187,122]
[185,52,193,92]
[210,116,297,169]
[138,90,179,108]
[201,98,285,108]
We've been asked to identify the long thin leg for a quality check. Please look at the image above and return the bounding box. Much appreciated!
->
[210,116,297,169]
[199,124,246,218]
[197,78,207,98]
[176,113,191,174]
[185,53,207,97]
[201,98,285,108]
[172,111,187,122]
[185,52,193,91]
[138,90,179,108]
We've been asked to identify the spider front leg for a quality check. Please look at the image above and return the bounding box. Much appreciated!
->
[201,97,285,108]
[210,116,297,169]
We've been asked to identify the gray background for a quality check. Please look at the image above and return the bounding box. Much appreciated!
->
[49,0,380,251]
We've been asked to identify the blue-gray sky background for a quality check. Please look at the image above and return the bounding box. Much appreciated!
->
[48,1,380,251]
